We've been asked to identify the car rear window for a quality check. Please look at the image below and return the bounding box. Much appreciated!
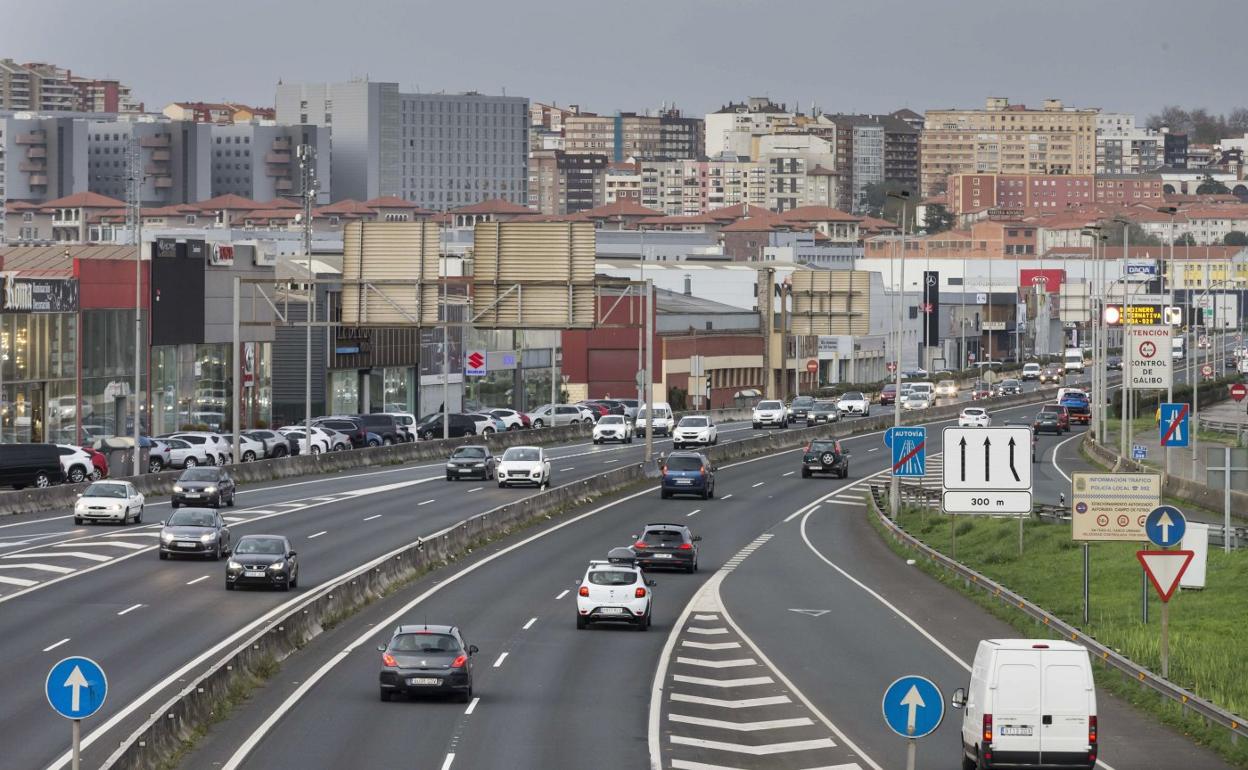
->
[641,530,686,546]
[679,417,708,427]
[452,447,486,458]
[390,633,461,653]
[963,409,985,416]
[810,441,838,453]
[666,456,703,471]
[588,570,637,586]
[756,401,782,410]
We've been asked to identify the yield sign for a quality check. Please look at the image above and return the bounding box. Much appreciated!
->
[1137,550,1195,603]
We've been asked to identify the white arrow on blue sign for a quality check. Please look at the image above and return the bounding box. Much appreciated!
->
[882,674,944,738]
[1145,505,1187,548]
[46,656,107,720]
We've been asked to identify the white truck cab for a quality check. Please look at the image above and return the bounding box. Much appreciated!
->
[1062,348,1085,374]
[952,639,1097,770]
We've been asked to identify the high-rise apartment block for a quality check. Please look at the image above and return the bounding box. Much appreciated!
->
[1,116,87,202]
[639,158,767,215]
[528,150,607,214]
[563,109,703,162]
[919,97,1098,198]
[275,80,528,207]
[0,59,141,113]
[209,123,330,203]
[704,98,793,158]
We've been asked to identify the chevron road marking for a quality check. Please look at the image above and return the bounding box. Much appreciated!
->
[671,761,861,770]
[0,563,75,574]
[56,541,146,550]
[669,713,814,731]
[669,736,838,755]
[672,674,774,688]
[675,657,757,669]
[687,626,729,635]
[669,693,792,709]
[3,551,110,562]
[680,640,741,651]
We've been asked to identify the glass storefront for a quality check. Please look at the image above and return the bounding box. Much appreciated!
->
[80,309,148,442]
[151,342,271,435]
[0,312,79,443]
[329,366,416,415]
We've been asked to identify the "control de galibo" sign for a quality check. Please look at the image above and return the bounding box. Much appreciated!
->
[1126,325,1173,390]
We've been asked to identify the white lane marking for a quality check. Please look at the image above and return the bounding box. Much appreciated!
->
[785,504,818,524]
[117,603,143,616]
[672,674,774,688]
[675,657,757,669]
[0,562,74,574]
[43,638,71,652]
[721,494,734,500]
[440,754,455,770]
[363,515,382,521]
[307,531,327,540]
[561,467,575,472]
[102,530,161,538]
[669,713,814,731]
[670,735,839,755]
[522,617,537,630]
[0,574,37,587]
[687,509,701,517]
[751,482,765,488]
[467,487,483,493]
[492,652,508,668]
[867,447,880,452]
[224,516,245,523]
[831,496,861,503]
[464,697,480,715]
[1051,432,1081,483]
[686,626,729,635]
[692,614,718,621]
[671,760,862,770]
[782,471,795,477]
[680,640,740,651]
[555,589,570,600]
[3,551,110,562]
[244,510,276,515]
[670,693,791,709]
[57,540,146,550]
[604,459,619,464]
[186,575,210,586]
[418,499,436,506]
[828,500,865,507]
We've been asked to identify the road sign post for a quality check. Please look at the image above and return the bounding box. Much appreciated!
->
[46,656,107,770]
[890,427,927,478]
[1159,403,1190,448]
[941,427,1033,514]
[882,675,944,770]
[1137,549,1195,678]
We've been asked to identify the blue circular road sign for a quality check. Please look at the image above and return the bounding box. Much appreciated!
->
[882,674,944,739]
[1145,505,1187,548]
[46,656,107,720]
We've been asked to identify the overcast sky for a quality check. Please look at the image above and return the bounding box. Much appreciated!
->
[9,0,1247,120]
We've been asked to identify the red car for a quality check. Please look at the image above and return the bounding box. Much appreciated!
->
[878,384,897,406]
[577,402,610,418]
[81,446,109,480]
[970,382,992,400]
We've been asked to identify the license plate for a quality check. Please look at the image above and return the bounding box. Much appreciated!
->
[243,570,265,578]
[177,542,197,548]
[457,468,473,473]
[999,725,1033,736]
[653,553,673,559]
[675,479,692,485]
[407,677,440,686]
[184,493,200,498]
[598,607,625,615]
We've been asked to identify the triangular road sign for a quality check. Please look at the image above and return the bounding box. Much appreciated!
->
[1137,550,1195,603]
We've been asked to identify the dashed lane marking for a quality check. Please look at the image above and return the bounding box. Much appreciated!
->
[464,697,480,715]
[186,575,210,585]
[117,603,143,616]
[363,515,382,521]
[43,638,70,652]
[555,589,569,600]
[492,652,508,668]
[307,531,327,539]
[687,509,701,517]
[523,617,537,630]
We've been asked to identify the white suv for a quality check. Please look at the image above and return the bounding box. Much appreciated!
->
[752,400,788,429]
[575,548,655,630]
[958,407,991,427]
[55,444,95,484]
[673,416,717,449]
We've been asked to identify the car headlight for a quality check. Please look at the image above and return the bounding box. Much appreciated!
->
[268,560,285,570]
[204,486,217,494]
[173,485,183,493]
[446,462,455,468]
[200,532,218,543]
[227,561,242,570]
[161,531,175,542]
[472,463,484,468]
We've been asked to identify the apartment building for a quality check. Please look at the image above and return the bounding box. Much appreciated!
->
[920,97,1099,199]
[563,109,703,162]
[757,134,837,212]
[0,59,140,113]
[162,102,276,123]
[528,150,607,214]
[275,80,528,207]
[0,115,87,203]
[822,113,920,210]
[1093,174,1165,204]
[209,123,330,203]
[604,162,642,205]
[86,120,212,205]
[947,173,1095,214]
[704,98,793,158]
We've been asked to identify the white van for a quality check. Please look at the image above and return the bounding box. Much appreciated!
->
[952,639,1098,770]
[1062,348,1085,374]
[634,402,674,437]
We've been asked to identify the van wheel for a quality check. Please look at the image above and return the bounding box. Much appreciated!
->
[34,471,51,488]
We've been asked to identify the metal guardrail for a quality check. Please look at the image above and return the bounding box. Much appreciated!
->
[1198,415,1248,437]
[867,485,1248,745]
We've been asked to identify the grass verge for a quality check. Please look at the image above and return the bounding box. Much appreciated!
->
[867,503,1248,767]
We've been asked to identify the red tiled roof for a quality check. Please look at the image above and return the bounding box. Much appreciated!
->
[244,209,299,220]
[192,194,263,211]
[778,205,860,223]
[313,199,376,216]
[363,196,435,214]
[4,201,40,212]
[858,215,902,232]
[719,209,791,232]
[705,203,759,221]
[86,207,129,223]
[807,165,838,177]
[261,198,300,210]
[142,204,198,217]
[577,200,663,218]
[448,198,537,215]
[40,191,126,209]
[636,213,723,226]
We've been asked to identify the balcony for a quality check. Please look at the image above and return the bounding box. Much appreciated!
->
[265,165,292,178]
[274,178,293,191]
[25,146,46,159]
[18,161,46,172]
[154,177,173,188]
[150,149,171,161]
[272,137,292,150]
[139,135,170,148]
[265,151,291,164]
[29,175,48,187]
[15,131,46,145]
[144,163,169,175]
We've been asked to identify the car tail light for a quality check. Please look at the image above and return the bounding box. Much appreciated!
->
[678,543,692,550]
[635,587,647,598]
[451,654,468,668]
[382,652,398,668]
[633,541,647,549]
[1088,715,1097,746]
[578,586,589,597]
[983,713,993,744]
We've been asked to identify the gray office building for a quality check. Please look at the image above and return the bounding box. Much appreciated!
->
[210,123,330,204]
[275,80,528,208]
[87,119,211,205]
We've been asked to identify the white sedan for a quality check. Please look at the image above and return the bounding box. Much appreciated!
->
[497,446,551,488]
[673,416,717,449]
[593,415,633,444]
[278,427,331,455]
[837,392,871,417]
[958,407,991,427]
[902,392,931,411]
[74,480,145,525]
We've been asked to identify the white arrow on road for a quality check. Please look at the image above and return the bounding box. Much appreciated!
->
[64,665,89,712]
[900,684,926,735]
[788,608,830,617]
[1157,510,1175,543]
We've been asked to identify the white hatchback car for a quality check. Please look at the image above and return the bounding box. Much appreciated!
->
[55,444,96,485]
[958,407,991,427]
[497,446,551,488]
[74,480,145,525]
[576,548,655,630]
[752,400,788,429]
[592,415,633,444]
[902,392,932,411]
[673,416,717,449]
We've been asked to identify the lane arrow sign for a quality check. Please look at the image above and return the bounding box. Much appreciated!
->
[788,609,830,617]
[983,436,992,482]
[900,684,925,735]
[1157,510,1174,543]
[959,437,967,482]
[1008,437,1020,482]
[64,665,88,712]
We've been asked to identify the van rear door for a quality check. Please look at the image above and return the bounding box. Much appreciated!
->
[1040,650,1093,764]
[991,650,1043,762]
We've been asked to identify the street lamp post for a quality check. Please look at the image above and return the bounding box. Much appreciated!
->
[887,190,910,520]
[1159,207,1178,480]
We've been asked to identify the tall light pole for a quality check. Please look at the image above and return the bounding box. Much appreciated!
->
[1081,226,1102,440]
[128,142,144,473]
[887,189,910,519]
[1192,276,1246,477]
[298,145,318,455]
[1159,206,1178,479]
[1113,217,1133,461]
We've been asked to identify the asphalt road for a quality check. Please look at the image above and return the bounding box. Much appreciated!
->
[167,390,1214,770]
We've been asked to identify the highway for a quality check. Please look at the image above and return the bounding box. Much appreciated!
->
[167,388,1228,770]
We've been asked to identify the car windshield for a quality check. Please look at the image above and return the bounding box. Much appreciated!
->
[599,416,625,425]
[679,417,708,427]
[180,469,219,481]
[452,447,487,459]
[235,537,286,555]
[666,456,703,471]
[1003,379,1020,386]
[390,632,461,653]
[814,401,835,410]
[167,509,215,527]
[756,401,782,410]
[83,483,126,498]
[939,381,955,387]
[588,570,637,586]
[882,385,896,393]
[641,530,686,546]
[503,448,540,462]
[791,397,815,407]
[843,392,864,401]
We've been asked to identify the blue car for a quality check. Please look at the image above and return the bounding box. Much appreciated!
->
[660,451,716,500]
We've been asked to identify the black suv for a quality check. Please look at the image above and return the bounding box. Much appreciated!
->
[172,466,236,508]
[0,443,64,489]
[630,523,701,573]
[357,414,403,445]
[315,417,368,448]
[418,413,479,440]
[801,439,850,478]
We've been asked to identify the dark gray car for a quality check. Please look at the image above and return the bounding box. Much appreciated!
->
[445,445,495,480]
[378,624,478,702]
[171,466,236,508]
[226,534,298,591]
[159,507,231,560]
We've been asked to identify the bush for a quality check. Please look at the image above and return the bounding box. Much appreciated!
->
[1109,375,1238,418]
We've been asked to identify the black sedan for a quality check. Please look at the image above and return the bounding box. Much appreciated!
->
[226,534,298,591]
[171,466,236,508]
[801,439,850,478]
[630,523,700,573]
[445,445,495,480]
[378,624,478,702]
[159,507,232,560]
[805,400,840,426]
